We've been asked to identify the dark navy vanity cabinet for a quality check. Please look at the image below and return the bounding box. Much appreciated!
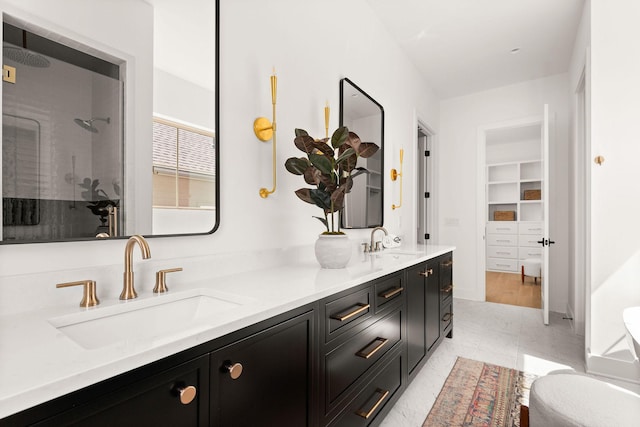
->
[1,253,453,427]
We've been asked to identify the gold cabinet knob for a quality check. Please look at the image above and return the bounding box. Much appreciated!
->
[224,362,243,380]
[176,385,197,405]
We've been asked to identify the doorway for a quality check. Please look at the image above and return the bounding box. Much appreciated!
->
[417,124,433,244]
[481,118,545,309]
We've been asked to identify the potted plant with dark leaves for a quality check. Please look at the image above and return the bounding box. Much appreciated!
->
[285,126,379,268]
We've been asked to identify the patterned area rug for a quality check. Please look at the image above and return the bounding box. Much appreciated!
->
[423,357,536,427]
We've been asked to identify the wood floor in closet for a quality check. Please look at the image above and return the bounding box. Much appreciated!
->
[485,271,541,309]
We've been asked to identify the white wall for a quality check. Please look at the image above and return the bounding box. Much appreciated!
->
[438,74,570,313]
[586,0,640,380]
[567,0,589,339]
[0,0,439,312]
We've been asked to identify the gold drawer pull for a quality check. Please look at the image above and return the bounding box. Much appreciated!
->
[355,388,390,419]
[356,337,389,359]
[442,285,453,293]
[442,312,453,322]
[381,287,404,299]
[419,269,433,277]
[331,303,370,322]
[441,260,453,267]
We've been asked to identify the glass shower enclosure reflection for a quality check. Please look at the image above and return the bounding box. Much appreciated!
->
[2,21,123,242]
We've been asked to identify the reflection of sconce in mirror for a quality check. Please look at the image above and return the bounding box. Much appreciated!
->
[390,148,404,210]
[254,68,278,198]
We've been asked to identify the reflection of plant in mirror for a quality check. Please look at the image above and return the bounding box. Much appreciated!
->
[78,178,120,218]
[285,126,379,234]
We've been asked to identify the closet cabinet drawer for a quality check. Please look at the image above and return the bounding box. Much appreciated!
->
[518,235,542,248]
[487,258,518,272]
[487,246,518,259]
[326,310,401,405]
[518,222,543,235]
[487,234,517,246]
[519,247,542,259]
[487,222,517,234]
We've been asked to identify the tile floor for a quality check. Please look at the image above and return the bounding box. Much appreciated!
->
[379,298,639,427]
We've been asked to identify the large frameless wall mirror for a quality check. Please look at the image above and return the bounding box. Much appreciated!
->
[339,78,384,228]
[0,0,219,244]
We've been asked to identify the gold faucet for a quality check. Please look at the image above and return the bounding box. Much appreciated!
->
[370,226,388,252]
[120,234,151,300]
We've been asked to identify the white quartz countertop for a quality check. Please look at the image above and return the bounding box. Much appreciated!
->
[0,244,454,418]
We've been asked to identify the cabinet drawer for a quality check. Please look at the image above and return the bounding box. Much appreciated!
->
[441,300,453,334]
[374,273,404,313]
[487,246,517,259]
[519,247,542,259]
[331,352,402,427]
[37,355,210,426]
[487,258,518,272]
[326,310,401,405]
[518,235,542,247]
[487,221,517,234]
[518,222,543,235]
[486,234,517,246]
[326,288,372,341]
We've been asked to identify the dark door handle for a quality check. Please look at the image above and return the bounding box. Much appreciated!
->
[537,239,556,247]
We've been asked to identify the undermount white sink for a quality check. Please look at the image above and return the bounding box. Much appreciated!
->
[48,289,253,350]
[623,306,640,360]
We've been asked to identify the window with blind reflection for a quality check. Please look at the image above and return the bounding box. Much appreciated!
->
[152,118,216,209]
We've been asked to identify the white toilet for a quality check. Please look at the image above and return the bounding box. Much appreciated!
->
[528,306,640,426]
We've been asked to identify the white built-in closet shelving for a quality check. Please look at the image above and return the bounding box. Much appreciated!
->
[486,159,543,273]
[487,160,542,222]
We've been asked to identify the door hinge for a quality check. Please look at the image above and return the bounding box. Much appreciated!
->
[424,150,431,157]
[424,192,430,199]
[425,233,430,240]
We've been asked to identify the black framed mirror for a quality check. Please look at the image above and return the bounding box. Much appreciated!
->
[1,0,219,244]
[339,78,384,228]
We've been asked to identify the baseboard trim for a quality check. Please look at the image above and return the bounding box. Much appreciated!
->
[566,304,576,332]
[586,350,640,384]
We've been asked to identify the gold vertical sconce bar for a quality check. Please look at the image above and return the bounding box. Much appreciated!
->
[254,68,278,198]
[391,148,404,210]
[324,101,330,138]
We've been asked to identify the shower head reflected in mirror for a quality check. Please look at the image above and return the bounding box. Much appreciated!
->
[74,117,110,134]
[3,46,50,68]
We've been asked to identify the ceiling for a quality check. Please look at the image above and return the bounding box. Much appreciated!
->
[366,0,585,99]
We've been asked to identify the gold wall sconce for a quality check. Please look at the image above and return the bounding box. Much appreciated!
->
[391,148,404,210]
[324,101,330,138]
[254,68,278,198]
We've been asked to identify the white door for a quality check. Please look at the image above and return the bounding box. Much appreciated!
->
[541,104,552,325]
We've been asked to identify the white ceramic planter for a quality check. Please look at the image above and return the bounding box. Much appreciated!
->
[314,234,352,269]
